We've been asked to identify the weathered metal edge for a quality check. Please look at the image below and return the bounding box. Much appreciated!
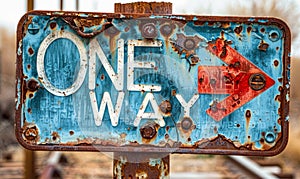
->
[15,10,291,156]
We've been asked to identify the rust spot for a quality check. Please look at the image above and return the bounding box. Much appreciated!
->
[260,28,265,33]
[194,21,205,26]
[29,94,33,98]
[236,123,240,128]
[220,31,225,39]
[187,137,191,142]
[69,130,74,136]
[247,26,252,33]
[258,41,269,51]
[220,44,227,58]
[245,110,251,129]
[221,22,230,28]
[208,22,214,26]
[50,22,57,29]
[275,95,281,101]
[234,26,243,34]
[120,133,127,139]
[190,56,200,65]
[100,74,105,80]
[245,110,251,118]
[26,79,39,92]
[51,132,60,142]
[124,27,130,32]
[213,126,218,134]
[165,133,169,140]
[27,108,32,113]
[274,60,279,67]
[171,89,176,96]
[28,47,34,55]
[27,64,31,70]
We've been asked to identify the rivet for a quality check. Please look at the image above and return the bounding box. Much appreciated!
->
[184,39,196,50]
[265,132,276,143]
[160,24,172,36]
[140,123,157,139]
[26,79,40,92]
[269,30,280,42]
[181,117,193,131]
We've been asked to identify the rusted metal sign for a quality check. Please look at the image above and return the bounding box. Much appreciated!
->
[16,11,290,155]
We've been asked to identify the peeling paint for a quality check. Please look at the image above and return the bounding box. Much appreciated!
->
[15,11,290,156]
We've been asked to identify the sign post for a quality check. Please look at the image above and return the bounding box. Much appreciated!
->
[16,1,291,178]
[113,3,172,178]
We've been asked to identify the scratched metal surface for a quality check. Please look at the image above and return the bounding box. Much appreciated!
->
[15,11,290,155]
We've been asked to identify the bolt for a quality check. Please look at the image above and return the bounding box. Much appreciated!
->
[249,73,266,91]
[159,100,172,114]
[141,23,157,39]
[28,23,40,35]
[181,117,193,131]
[184,39,196,50]
[140,123,157,139]
[23,126,38,141]
[26,79,40,92]
[160,24,172,36]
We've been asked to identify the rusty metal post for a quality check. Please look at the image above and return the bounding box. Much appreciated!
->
[75,0,79,11]
[113,153,170,179]
[60,0,64,11]
[114,2,172,14]
[25,3,37,179]
[24,149,36,179]
[113,2,172,178]
[27,0,34,11]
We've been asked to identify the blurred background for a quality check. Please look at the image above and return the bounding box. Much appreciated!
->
[1,0,300,178]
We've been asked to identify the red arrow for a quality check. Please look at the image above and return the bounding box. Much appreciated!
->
[198,38,275,121]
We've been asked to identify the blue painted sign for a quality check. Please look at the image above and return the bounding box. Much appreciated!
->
[16,11,290,155]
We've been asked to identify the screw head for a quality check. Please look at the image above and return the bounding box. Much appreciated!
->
[141,23,157,39]
[181,117,193,131]
[249,73,266,91]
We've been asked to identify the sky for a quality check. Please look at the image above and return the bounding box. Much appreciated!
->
[0,0,299,57]
[0,0,231,32]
